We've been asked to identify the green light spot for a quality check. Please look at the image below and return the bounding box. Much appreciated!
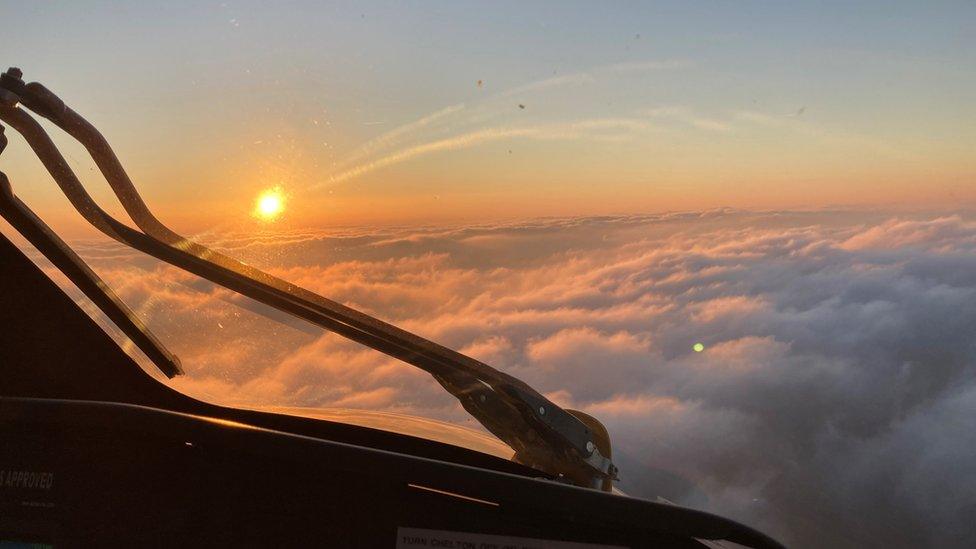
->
[693,343,705,353]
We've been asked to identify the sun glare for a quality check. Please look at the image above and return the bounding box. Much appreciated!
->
[254,187,286,221]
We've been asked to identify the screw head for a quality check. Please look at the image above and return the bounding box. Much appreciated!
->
[586,441,595,453]
[538,406,546,415]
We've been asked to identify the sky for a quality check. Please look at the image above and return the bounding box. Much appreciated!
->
[3,2,976,547]
[0,1,973,233]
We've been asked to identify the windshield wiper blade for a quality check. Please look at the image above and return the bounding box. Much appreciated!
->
[0,131,182,378]
[0,69,617,489]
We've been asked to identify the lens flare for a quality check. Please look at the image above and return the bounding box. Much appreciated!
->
[253,186,286,221]
[693,342,705,352]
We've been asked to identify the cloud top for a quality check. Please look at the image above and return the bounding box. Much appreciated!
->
[58,209,976,548]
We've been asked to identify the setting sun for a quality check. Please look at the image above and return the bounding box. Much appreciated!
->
[253,187,286,221]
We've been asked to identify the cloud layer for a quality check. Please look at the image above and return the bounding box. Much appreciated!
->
[59,209,976,548]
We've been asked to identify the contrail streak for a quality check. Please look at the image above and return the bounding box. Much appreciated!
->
[318,127,543,187]
[319,59,688,188]
[314,118,652,189]
[336,104,466,169]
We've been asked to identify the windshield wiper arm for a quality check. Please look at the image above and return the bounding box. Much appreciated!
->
[0,68,617,489]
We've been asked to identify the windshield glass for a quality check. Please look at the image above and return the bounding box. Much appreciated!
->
[2,2,975,548]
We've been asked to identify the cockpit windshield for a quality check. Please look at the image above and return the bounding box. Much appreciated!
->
[2,3,974,548]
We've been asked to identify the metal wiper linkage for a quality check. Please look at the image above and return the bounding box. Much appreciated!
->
[0,67,618,490]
